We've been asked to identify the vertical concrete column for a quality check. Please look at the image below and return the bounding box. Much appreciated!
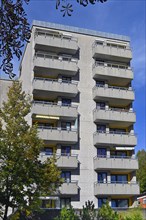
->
[108,197,112,207]
[107,172,111,183]
[56,144,61,154]
[106,124,109,133]
[107,149,110,158]
[57,97,62,105]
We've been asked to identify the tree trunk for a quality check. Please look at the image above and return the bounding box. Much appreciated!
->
[3,204,8,220]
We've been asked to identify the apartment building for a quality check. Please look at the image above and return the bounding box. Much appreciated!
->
[0,79,13,108]
[19,20,139,210]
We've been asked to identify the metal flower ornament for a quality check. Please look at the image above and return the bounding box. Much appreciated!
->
[56,0,108,16]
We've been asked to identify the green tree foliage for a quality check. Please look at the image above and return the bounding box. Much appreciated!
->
[54,206,80,220]
[119,208,144,220]
[136,149,146,193]
[0,82,62,220]
[97,202,119,220]
[81,200,96,220]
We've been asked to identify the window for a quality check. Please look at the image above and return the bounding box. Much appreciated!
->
[38,123,54,128]
[60,198,71,209]
[45,148,53,155]
[111,174,128,183]
[110,128,126,134]
[97,148,106,157]
[97,124,106,133]
[96,102,105,109]
[62,76,71,83]
[61,122,71,130]
[98,198,107,208]
[98,172,107,183]
[61,146,71,156]
[96,81,105,87]
[111,151,127,158]
[61,171,71,182]
[41,199,57,209]
[111,199,129,208]
[62,99,71,106]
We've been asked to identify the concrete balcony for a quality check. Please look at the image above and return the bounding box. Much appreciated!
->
[93,131,137,146]
[93,108,136,126]
[94,156,138,171]
[33,77,78,98]
[94,182,140,196]
[33,53,78,76]
[32,101,78,120]
[93,85,134,106]
[59,181,78,195]
[92,62,133,86]
[34,30,78,53]
[38,127,78,144]
[39,153,78,169]
[92,42,132,62]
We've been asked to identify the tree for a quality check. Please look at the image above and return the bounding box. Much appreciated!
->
[136,149,146,193]
[97,202,119,220]
[0,0,31,78]
[0,81,62,220]
[81,200,96,220]
[0,0,107,78]
[54,206,80,220]
[119,208,144,220]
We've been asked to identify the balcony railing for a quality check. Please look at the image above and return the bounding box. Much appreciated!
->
[93,130,137,146]
[93,106,135,113]
[93,61,132,71]
[35,30,78,43]
[94,154,136,160]
[33,77,78,85]
[38,126,77,132]
[59,180,79,195]
[94,181,140,195]
[94,84,133,91]
[37,126,78,144]
[92,41,132,62]
[93,107,136,125]
[33,100,78,109]
[39,153,78,169]
[93,154,138,170]
[93,84,134,104]
[34,52,78,63]
[33,77,78,97]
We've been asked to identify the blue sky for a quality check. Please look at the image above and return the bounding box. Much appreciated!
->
[1,0,145,152]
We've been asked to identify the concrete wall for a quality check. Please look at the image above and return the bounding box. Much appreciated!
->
[0,79,13,108]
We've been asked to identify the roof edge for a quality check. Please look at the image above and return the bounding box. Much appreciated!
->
[32,20,130,42]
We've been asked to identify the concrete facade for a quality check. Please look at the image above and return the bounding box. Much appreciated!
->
[19,20,139,209]
[0,79,13,108]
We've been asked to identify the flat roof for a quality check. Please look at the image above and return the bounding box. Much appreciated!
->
[33,20,130,42]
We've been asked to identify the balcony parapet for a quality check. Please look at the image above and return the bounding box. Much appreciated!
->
[93,155,138,170]
[32,101,78,119]
[92,40,132,61]
[39,153,78,169]
[92,61,133,82]
[93,85,134,103]
[38,126,78,144]
[93,107,136,125]
[59,180,79,195]
[93,130,137,146]
[34,29,78,52]
[34,29,78,42]
[94,181,140,196]
[33,77,78,97]
[34,52,78,63]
